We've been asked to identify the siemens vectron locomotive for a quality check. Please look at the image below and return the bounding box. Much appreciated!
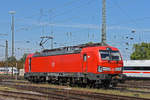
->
[24,43,125,88]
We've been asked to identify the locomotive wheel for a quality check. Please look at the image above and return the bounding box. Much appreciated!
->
[47,80,51,84]
[80,83,87,88]
[102,80,111,88]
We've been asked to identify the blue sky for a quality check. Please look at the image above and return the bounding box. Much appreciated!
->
[0,0,150,60]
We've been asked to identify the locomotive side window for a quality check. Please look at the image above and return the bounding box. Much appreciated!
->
[29,58,31,72]
[83,54,87,62]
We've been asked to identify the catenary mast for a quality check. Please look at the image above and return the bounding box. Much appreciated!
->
[101,0,106,45]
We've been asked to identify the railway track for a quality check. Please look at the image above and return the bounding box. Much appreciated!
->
[118,84,150,89]
[2,76,150,89]
[117,80,150,89]
[3,79,150,91]
[0,80,150,100]
[0,75,24,80]
[0,90,51,100]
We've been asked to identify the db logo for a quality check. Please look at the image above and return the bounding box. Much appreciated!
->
[52,62,55,67]
[112,68,114,71]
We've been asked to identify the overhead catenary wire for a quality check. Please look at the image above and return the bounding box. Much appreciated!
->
[16,0,95,32]
[18,0,81,22]
[51,0,95,18]
[15,0,97,48]
[15,0,82,32]
[108,0,148,59]
[110,0,140,28]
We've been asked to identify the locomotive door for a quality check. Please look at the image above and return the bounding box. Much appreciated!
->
[83,54,88,72]
[29,58,31,72]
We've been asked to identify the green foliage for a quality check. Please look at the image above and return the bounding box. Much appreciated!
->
[19,53,28,63]
[85,41,93,45]
[7,56,17,62]
[0,53,29,69]
[87,41,93,44]
[130,42,150,60]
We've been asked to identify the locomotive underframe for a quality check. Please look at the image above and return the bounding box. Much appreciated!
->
[24,72,125,88]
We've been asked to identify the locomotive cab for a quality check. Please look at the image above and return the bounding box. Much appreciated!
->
[80,46,125,87]
[98,47,125,85]
[98,48,123,74]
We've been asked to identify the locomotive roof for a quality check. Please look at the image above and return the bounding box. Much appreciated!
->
[33,42,108,57]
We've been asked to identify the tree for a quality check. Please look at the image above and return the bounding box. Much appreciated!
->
[16,53,28,69]
[86,41,93,44]
[7,56,17,62]
[19,53,28,63]
[130,42,150,60]
[7,56,17,67]
[0,61,5,67]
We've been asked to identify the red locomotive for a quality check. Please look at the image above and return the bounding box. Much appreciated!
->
[24,43,125,88]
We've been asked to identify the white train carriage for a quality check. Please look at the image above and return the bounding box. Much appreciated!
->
[123,60,150,79]
[0,67,18,75]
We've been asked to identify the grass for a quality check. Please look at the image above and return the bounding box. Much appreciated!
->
[0,85,18,91]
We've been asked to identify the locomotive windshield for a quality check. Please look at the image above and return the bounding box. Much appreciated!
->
[99,50,121,61]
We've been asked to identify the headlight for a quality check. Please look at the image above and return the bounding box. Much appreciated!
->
[115,67,122,71]
[98,66,102,72]
[102,67,111,71]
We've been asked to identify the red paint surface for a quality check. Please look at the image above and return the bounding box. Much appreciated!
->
[25,46,123,74]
